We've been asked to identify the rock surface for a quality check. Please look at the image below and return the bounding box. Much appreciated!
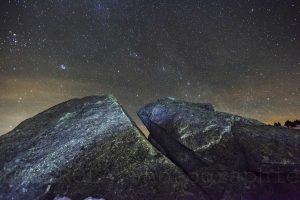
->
[0,95,204,200]
[138,97,300,200]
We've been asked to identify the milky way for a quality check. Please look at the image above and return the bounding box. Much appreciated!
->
[0,0,299,134]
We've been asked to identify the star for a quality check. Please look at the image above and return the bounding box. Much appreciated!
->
[0,0,299,134]
[58,64,67,70]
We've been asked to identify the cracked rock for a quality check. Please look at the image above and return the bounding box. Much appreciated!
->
[138,97,300,200]
[0,95,204,200]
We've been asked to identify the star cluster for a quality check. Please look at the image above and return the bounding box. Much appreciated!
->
[0,0,299,134]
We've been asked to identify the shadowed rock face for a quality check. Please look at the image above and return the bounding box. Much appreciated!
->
[138,97,300,200]
[0,95,204,200]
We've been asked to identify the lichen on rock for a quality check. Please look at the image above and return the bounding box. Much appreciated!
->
[138,97,300,200]
[0,95,204,200]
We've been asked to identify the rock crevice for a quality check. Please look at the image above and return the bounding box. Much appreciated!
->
[0,96,205,200]
[138,97,300,200]
[1,96,300,200]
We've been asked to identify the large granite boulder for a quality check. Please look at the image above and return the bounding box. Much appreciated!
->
[0,95,205,200]
[138,97,300,200]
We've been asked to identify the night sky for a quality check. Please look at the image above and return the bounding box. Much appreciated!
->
[0,0,299,134]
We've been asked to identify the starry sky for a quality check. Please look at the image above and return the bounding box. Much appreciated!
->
[0,0,299,134]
